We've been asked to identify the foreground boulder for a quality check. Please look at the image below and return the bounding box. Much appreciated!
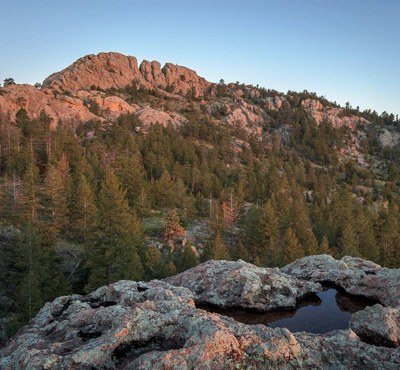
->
[350,304,400,348]
[165,260,321,311]
[1,278,400,369]
[1,258,400,369]
[282,254,400,307]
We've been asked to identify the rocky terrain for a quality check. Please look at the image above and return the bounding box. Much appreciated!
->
[0,52,369,137]
[1,255,399,369]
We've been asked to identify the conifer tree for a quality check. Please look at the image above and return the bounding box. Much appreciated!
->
[69,173,98,241]
[212,232,230,260]
[303,229,319,256]
[259,201,280,266]
[21,152,40,223]
[175,244,199,272]
[232,239,249,261]
[144,245,163,279]
[42,155,71,233]
[86,169,143,291]
[319,235,332,255]
[241,206,263,263]
[341,222,358,257]
[164,259,177,277]
[283,227,303,265]
[12,223,69,322]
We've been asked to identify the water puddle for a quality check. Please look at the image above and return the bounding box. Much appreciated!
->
[201,286,378,334]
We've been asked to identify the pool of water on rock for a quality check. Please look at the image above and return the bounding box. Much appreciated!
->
[201,286,378,334]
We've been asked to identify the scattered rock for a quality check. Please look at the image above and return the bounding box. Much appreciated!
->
[350,304,400,347]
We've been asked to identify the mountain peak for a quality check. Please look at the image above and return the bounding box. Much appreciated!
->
[43,52,210,96]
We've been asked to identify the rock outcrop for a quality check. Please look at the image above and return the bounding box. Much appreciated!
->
[282,254,400,307]
[0,84,97,127]
[165,260,321,311]
[301,99,370,129]
[1,267,400,370]
[43,52,210,97]
[135,106,186,129]
[350,304,400,348]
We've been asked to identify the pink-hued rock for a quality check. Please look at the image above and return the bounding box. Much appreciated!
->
[43,52,144,92]
[301,99,370,129]
[43,52,210,98]
[135,106,186,129]
[0,84,97,127]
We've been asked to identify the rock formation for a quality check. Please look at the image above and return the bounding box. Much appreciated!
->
[350,304,400,348]
[1,256,399,369]
[281,254,400,307]
[165,259,321,311]
[301,98,369,129]
[0,51,372,147]
[43,52,210,97]
[0,84,97,127]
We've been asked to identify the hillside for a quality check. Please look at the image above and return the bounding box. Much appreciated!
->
[0,52,400,341]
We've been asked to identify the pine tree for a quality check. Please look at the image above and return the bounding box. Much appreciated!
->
[378,204,400,267]
[164,259,177,277]
[175,245,199,272]
[212,232,230,260]
[69,173,98,241]
[283,227,303,265]
[86,169,143,291]
[12,223,69,322]
[341,221,358,257]
[241,206,263,263]
[232,239,249,261]
[259,201,280,266]
[221,191,240,247]
[319,235,332,255]
[303,229,319,256]
[42,155,71,233]
[144,245,163,279]
[21,152,40,223]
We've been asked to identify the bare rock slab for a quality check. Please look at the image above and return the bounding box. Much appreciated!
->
[282,254,400,307]
[351,304,400,348]
[165,260,321,311]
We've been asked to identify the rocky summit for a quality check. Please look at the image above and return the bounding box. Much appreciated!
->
[1,255,399,369]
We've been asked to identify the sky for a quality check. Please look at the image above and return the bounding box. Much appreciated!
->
[0,0,399,115]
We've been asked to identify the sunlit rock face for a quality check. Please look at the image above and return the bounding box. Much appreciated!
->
[43,52,210,97]
[1,257,400,369]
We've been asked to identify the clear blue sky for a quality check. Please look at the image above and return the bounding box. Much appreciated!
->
[1,0,399,115]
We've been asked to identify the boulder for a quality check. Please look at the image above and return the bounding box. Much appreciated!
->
[350,304,400,348]
[282,254,400,307]
[1,275,400,369]
[165,260,321,311]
